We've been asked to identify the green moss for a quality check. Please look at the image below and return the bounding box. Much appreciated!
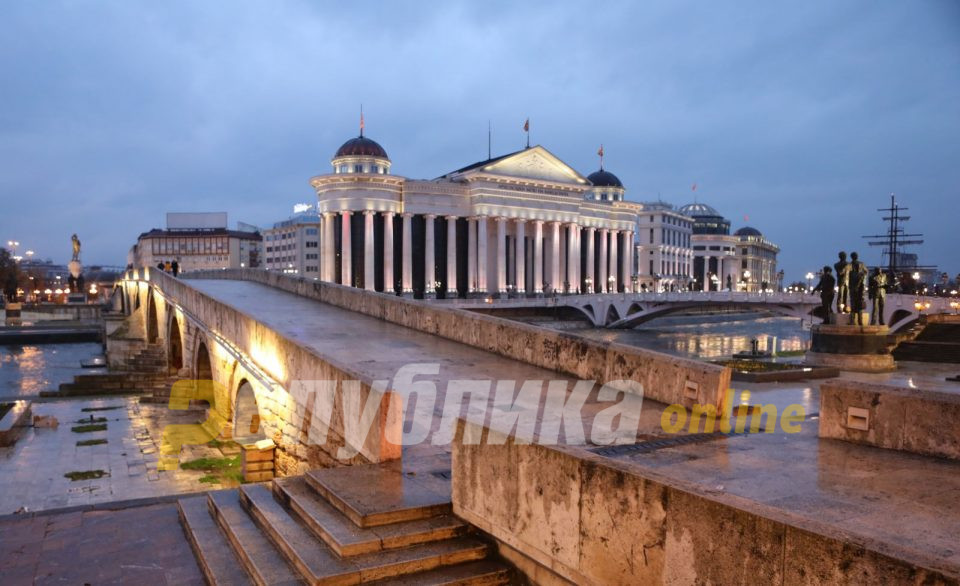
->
[71,424,107,433]
[81,406,123,412]
[65,470,108,481]
[180,455,241,471]
[76,439,108,447]
[74,417,108,424]
[198,474,221,484]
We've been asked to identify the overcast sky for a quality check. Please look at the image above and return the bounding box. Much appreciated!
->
[1,1,957,281]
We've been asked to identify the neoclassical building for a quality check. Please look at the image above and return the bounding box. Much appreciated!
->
[678,202,781,292]
[310,132,640,298]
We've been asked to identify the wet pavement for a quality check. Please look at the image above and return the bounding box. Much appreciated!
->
[0,502,203,585]
[0,397,236,514]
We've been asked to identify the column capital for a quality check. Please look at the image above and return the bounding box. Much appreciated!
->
[382,210,395,217]
[401,212,414,218]
[532,219,544,226]
[341,210,352,216]
[445,215,458,221]
[514,217,527,224]
[496,216,508,224]
[425,213,437,220]
[587,226,596,233]
[363,209,377,216]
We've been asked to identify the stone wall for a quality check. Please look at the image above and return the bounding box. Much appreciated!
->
[121,269,401,474]
[820,379,960,460]
[184,269,730,409]
[452,418,959,584]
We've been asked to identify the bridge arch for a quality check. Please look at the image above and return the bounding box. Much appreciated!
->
[609,301,817,329]
[194,338,213,382]
[146,291,159,344]
[234,379,266,445]
[167,313,183,372]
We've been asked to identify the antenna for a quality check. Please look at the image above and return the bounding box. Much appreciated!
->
[488,120,492,160]
[862,193,927,276]
[359,104,364,137]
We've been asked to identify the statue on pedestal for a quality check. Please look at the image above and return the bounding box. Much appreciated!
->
[812,266,835,320]
[67,233,85,295]
[869,268,887,326]
[848,252,867,325]
[834,251,850,313]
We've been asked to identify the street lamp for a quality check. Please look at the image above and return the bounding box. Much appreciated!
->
[805,272,815,293]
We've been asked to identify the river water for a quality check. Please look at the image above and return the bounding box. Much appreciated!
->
[560,313,811,360]
[0,343,104,400]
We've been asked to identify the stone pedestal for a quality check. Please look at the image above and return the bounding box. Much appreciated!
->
[4,302,22,326]
[805,324,895,373]
[241,438,275,482]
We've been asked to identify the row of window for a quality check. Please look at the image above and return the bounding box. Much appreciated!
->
[587,191,623,202]
[148,236,228,255]
[335,164,388,174]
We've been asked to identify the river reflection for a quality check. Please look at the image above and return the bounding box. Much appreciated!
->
[0,343,103,399]
[570,314,810,360]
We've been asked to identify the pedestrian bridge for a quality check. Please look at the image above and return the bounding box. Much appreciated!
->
[438,290,951,331]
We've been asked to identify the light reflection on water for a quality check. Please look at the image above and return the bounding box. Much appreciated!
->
[571,315,811,360]
[0,343,103,399]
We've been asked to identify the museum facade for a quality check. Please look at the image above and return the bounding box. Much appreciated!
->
[310,133,640,297]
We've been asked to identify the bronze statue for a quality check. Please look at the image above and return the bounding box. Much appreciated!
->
[848,252,867,325]
[71,234,81,262]
[869,268,887,325]
[834,251,850,313]
[812,266,836,320]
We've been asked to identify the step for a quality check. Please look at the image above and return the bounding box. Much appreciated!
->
[178,496,253,586]
[275,476,467,557]
[305,462,452,528]
[240,483,490,583]
[371,560,513,585]
[207,489,303,585]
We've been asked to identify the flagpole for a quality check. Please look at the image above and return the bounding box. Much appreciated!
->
[488,120,492,160]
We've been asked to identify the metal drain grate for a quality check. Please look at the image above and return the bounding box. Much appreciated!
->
[590,432,731,457]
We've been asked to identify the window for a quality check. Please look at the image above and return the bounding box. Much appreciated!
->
[305,228,318,235]
[305,241,318,248]
[354,164,363,173]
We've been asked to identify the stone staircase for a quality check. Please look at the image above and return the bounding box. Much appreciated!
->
[893,322,960,363]
[111,343,169,373]
[178,460,517,585]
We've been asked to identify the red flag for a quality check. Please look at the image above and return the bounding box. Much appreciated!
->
[360,112,365,133]
[744,214,750,222]
[597,145,604,157]
[523,118,529,132]
[691,183,697,191]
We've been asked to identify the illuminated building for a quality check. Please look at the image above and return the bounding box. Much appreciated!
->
[263,205,322,277]
[129,212,262,272]
[310,132,640,297]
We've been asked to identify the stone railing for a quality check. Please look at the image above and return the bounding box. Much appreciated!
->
[182,269,730,409]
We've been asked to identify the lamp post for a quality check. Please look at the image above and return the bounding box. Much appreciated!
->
[6,240,19,261]
[805,272,814,293]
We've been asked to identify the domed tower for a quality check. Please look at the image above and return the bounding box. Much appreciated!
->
[586,145,625,201]
[330,117,391,175]
[678,202,731,235]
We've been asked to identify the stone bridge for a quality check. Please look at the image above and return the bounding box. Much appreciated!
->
[107,267,731,475]
[438,290,951,331]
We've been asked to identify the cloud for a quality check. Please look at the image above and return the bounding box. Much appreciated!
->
[0,0,957,280]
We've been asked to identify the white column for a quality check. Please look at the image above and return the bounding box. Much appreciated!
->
[383,212,394,293]
[586,227,596,292]
[323,213,335,282]
[533,220,544,294]
[467,217,477,293]
[477,216,488,293]
[402,213,413,294]
[599,229,609,292]
[515,219,526,294]
[363,211,375,291]
[610,230,619,292]
[717,256,724,291]
[425,214,436,296]
[624,231,633,292]
[567,224,578,294]
[702,255,710,291]
[446,216,458,296]
[496,217,507,293]
[550,221,561,292]
[340,211,352,286]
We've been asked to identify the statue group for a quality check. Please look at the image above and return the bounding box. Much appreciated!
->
[813,251,887,326]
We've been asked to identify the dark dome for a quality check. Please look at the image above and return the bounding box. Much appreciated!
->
[679,202,722,217]
[587,169,623,188]
[735,226,762,237]
[334,136,389,159]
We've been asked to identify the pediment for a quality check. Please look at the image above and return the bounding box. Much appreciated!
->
[471,146,588,185]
